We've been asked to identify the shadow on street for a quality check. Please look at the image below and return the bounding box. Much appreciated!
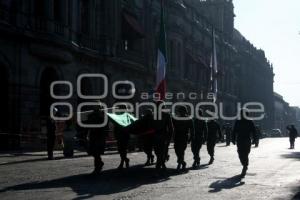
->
[209,175,245,193]
[0,154,89,166]
[281,152,300,160]
[0,165,182,200]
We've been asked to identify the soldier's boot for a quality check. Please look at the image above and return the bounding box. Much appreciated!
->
[145,158,151,166]
[192,161,197,168]
[208,157,214,165]
[93,160,104,175]
[166,154,170,162]
[117,160,124,170]
[241,166,248,178]
[155,158,162,170]
[196,156,201,167]
[182,161,187,171]
[150,155,155,164]
[176,163,181,170]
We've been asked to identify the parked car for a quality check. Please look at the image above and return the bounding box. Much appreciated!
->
[270,129,282,137]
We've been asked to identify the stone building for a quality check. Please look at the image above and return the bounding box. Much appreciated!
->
[0,0,274,149]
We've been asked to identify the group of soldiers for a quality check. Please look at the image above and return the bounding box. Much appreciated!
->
[85,102,261,178]
[47,103,261,178]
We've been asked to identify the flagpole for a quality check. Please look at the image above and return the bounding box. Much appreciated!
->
[210,26,218,103]
[155,0,167,101]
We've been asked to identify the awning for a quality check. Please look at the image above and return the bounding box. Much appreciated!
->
[122,12,145,39]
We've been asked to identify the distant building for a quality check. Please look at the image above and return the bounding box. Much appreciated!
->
[274,93,299,135]
[290,106,300,130]
[274,93,289,133]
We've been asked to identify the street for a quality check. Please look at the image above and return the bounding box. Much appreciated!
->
[1,138,300,200]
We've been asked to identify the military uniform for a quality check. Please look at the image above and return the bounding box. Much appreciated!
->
[126,110,155,165]
[115,124,130,169]
[88,110,109,173]
[153,111,174,170]
[191,118,207,167]
[173,116,194,170]
[206,120,222,164]
[233,117,256,177]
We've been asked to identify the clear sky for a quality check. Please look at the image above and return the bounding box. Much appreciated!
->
[233,0,300,107]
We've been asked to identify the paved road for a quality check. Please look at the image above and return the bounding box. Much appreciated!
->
[1,138,300,200]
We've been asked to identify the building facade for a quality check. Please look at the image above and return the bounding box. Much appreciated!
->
[0,0,274,149]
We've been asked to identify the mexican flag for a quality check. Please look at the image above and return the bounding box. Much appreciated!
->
[107,113,137,127]
[155,0,167,100]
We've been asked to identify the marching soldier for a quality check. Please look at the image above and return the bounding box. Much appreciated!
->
[88,104,109,174]
[191,109,207,168]
[140,109,155,166]
[206,119,222,165]
[153,101,174,171]
[114,104,132,169]
[232,109,256,177]
[173,105,194,171]
[125,108,156,166]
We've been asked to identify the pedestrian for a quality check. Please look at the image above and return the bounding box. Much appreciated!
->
[153,101,174,171]
[88,104,109,174]
[173,105,194,171]
[191,109,207,168]
[206,119,222,165]
[287,125,298,149]
[46,115,56,160]
[232,109,256,177]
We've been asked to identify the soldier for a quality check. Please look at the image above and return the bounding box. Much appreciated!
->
[173,105,194,171]
[206,119,222,165]
[88,104,109,174]
[114,104,132,169]
[223,123,232,146]
[232,109,256,177]
[140,109,155,166]
[126,108,155,166]
[153,101,174,171]
[287,125,298,149]
[191,109,207,168]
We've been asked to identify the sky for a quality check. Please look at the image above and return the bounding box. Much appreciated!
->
[233,0,300,107]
